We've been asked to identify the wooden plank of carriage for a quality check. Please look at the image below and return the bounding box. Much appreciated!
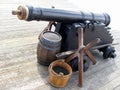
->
[0,0,120,90]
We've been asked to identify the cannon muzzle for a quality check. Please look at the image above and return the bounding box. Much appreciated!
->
[12,5,110,26]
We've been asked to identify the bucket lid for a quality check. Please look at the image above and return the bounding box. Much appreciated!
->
[43,31,61,42]
[40,31,62,48]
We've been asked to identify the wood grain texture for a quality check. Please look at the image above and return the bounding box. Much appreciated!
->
[0,0,120,90]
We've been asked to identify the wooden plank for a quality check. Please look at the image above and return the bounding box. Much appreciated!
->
[99,76,120,90]
[0,0,120,90]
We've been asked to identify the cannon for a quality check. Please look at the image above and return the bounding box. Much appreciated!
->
[12,6,110,25]
[12,5,115,57]
[12,5,116,68]
[12,5,116,87]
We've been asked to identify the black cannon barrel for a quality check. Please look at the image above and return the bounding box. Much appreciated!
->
[12,6,110,26]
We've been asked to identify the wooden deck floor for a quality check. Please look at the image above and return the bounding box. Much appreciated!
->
[0,0,120,90]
